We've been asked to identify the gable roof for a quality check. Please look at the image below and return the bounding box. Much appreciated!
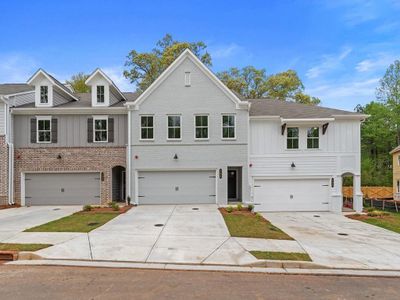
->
[0,84,34,96]
[85,68,126,101]
[249,98,367,119]
[390,145,400,154]
[127,49,249,110]
[27,69,78,101]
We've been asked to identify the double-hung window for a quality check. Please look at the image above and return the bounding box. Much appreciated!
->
[97,86,105,103]
[141,115,154,140]
[37,117,51,143]
[40,86,48,104]
[307,127,319,149]
[195,115,208,139]
[287,127,299,149]
[94,116,108,142]
[222,115,235,139]
[168,115,181,140]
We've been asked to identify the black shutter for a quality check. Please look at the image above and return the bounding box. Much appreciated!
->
[108,117,114,143]
[87,118,93,143]
[30,118,37,143]
[51,118,58,143]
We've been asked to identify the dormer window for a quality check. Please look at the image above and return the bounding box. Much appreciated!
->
[97,86,105,103]
[40,86,48,104]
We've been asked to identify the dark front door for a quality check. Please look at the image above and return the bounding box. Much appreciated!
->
[228,170,237,200]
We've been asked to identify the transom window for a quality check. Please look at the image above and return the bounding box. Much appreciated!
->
[37,117,51,143]
[195,115,208,139]
[94,117,108,142]
[97,86,105,103]
[40,86,48,104]
[287,127,299,149]
[222,115,235,139]
[141,115,154,140]
[307,127,319,149]
[168,115,181,140]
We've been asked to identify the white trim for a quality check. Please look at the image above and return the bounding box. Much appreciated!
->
[85,68,126,101]
[194,114,209,140]
[167,115,182,141]
[36,116,52,144]
[12,107,127,115]
[221,114,236,140]
[93,115,108,143]
[2,90,34,98]
[286,126,299,150]
[306,126,320,149]
[139,114,155,141]
[96,85,106,104]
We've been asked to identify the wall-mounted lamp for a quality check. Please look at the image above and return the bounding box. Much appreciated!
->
[57,154,62,160]
[173,154,178,160]
[291,162,296,168]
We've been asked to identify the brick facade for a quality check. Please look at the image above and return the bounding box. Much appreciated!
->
[14,147,126,205]
[0,136,8,205]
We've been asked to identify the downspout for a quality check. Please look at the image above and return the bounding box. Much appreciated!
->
[2,96,14,205]
[127,107,132,205]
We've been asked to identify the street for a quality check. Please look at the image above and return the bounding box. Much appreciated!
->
[0,265,399,299]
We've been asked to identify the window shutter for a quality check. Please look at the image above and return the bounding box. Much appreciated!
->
[30,118,37,143]
[51,118,58,143]
[87,118,93,143]
[108,117,114,143]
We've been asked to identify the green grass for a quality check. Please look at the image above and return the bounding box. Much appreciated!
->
[0,243,52,251]
[358,211,400,234]
[250,251,312,261]
[24,212,120,233]
[221,212,293,240]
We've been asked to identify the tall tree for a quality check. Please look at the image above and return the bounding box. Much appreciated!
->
[124,34,211,92]
[66,72,89,93]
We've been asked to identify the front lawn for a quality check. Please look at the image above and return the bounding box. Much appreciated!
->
[219,208,293,240]
[347,210,400,234]
[0,243,51,252]
[250,251,312,261]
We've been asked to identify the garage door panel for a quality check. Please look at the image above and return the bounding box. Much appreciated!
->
[138,171,216,204]
[254,179,329,212]
[25,173,100,206]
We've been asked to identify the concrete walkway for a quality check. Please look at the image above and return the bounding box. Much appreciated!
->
[263,212,400,270]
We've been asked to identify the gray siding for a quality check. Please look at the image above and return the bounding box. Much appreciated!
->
[8,92,35,107]
[53,89,70,106]
[110,88,120,106]
[14,114,127,148]
[0,102,4,135]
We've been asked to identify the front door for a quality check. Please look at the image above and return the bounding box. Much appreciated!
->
[228,169,237,201]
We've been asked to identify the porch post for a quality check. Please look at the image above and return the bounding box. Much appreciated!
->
[353,175,363,213]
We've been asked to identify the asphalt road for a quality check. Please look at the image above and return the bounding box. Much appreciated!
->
[0,265,399,299]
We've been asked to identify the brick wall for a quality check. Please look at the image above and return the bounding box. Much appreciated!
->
[0,136,8,205]
[14,147,126,205]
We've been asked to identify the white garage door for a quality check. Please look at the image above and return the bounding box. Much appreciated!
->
[253,178,330,212]
[138,170,216,204]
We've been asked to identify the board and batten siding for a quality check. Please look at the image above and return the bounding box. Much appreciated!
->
[13,114,127,148]
[0,102,5,135]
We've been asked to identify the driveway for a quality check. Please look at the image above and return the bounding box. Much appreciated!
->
[34,205,259,265]
[263,212,400,270]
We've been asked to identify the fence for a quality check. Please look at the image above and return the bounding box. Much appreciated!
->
[342,186,393,199]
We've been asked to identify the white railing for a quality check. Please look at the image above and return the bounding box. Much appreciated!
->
[395,193,400,201]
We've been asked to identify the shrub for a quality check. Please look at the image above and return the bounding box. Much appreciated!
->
[237,203,243,211]
[255,212,263,220]
[367,210,389,218]
[127,196,131,205]
[111,202,120,211]
[226,206,233,213]
[366,207,375,212]
[247,204,254,212]
[83,205,92,212]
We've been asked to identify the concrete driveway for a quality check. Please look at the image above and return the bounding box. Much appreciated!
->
[263,212,400,270]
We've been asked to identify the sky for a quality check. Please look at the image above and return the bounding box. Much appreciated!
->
[0,0,399,110]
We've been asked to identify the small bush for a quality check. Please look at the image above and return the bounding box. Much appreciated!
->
[237,203,243,211]
[367,210,389,218]
[366,207,375,212]
[83,205,92,212]
[226,206,233,213]
[255,212,263,220]
[247,204,254,212]
[111,202,120,211]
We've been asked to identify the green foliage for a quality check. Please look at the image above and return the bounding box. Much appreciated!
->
[237,203,243,211]
[226,206,233,213]
[83,205,92,212]
[66,72,89,93]
[124,34,211,92]
[247,204,254,212]
[111,202,120,211]
[264,70,304,100]
[367,210,390,217]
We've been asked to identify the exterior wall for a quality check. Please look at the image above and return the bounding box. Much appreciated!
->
[88,74,111,107]
[129,56,249,205]
[14,114,127,148]
[249,118,362,212]
[53,89,70,106]
[393,152,400,199]
[0,102,5,134]
[0,135,8,205]
[8,92,35,107]
[110,88,120,106]
[14,147,126,205]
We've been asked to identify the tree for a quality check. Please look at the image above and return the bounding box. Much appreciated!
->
[123,34,211,92]
[264,70,304,100]
[66,72,89,93]
[293,93,321,105]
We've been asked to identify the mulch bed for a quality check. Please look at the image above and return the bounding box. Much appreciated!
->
[78,205,133,214]
[0,204,21,210]
[218,207,257,217]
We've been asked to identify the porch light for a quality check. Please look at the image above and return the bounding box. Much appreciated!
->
[173,154,178,160]
[291,162,296,168]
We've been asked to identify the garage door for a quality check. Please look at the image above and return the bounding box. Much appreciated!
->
[25,173,101,206]
[253,178,330,212]
[138,171,216,204]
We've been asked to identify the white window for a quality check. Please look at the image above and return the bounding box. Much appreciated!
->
[40,86,48,104]
[37,116,51,143]
[93,116,108,142]
[307,127,319,149]
[185,72,191,86]
[97,86,105,103]
[167,115,181,140]
[195,115,209,139]
[222,115,235,139]
[141,115,154,140]
[287,127,299,149]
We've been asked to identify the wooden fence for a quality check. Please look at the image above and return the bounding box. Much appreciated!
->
[342,186,393,199]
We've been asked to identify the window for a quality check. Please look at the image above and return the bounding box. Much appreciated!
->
[185,72,191,86]
[40,86,48,104]
[97,86,105,103]
[287,127,299,149]
[167,115,181,139]
[37,117,51,143]
[222,115,235,139]
[307,127,319,149]
[397,180,400,193]
[141,115,154,140]
[398,155,400,166]
[195,115,208,139]
[94,117,108,142]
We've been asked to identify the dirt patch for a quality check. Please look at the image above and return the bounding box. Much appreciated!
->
[347,213,392,221]
[78,205,133,214]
